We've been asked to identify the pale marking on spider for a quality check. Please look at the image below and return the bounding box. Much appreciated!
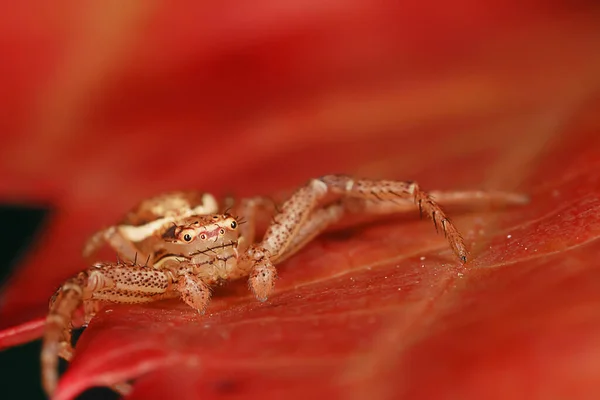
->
[115,193,218,243]
[41,175,529,396]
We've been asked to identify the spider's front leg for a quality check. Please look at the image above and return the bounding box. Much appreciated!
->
[321,175,473,261]
[239,178,334,300]
[241,175,527,302]
[42,272,98,395]
[41,262,182,396]
[176,271,213,314]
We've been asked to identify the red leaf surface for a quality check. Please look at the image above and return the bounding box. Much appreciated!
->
[1,2,600,399]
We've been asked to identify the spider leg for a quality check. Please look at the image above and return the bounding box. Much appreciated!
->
[276,187,529,263]
[319,175,477,262]
[82,227,109,260]
[43,273,88,396]
[242,175,528,302]
[53,300,102,377]
[240,178,335,301]
[347,189,529,215]
[277,202,346,263]
[82,226,145,264]
[247,175,475,264]
[177,273,212,314]
[429,189,529,206]
[231,196,279,252]
[41,263,177,396]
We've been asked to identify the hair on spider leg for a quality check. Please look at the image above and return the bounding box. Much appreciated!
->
[271,198,283,214]
[222,206,233,216]
[387,190,410,205]
[440,218,450,238]
[270,215,281,226]
[370,190,385,202]
[431,211,439,233]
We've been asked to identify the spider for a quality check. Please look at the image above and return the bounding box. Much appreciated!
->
[41,175,528,396]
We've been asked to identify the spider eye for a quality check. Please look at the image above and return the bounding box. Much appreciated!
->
[183,234,192,242]
[230,221,237,229]
[200,234,207,240]
[219,228,225,235]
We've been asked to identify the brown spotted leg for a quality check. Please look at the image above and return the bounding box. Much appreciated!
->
[230,196,279,252]
[348,189,529,215]
[277,202,346,263]
[320,175,475,262]
[242,175,518,301]
[177,272,212,314]
[56,299,102,358]
[42,262,178,396]
[57,294,133,396]
[241,178,332,300]
[279,188,529,263]
[82,226,145,264]
[43,275,86,395]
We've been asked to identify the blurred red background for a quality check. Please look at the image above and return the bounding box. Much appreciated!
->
[1,1,600,399]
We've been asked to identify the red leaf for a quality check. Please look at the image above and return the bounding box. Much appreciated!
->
[1,2,600,399]
[50,134,600,399]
